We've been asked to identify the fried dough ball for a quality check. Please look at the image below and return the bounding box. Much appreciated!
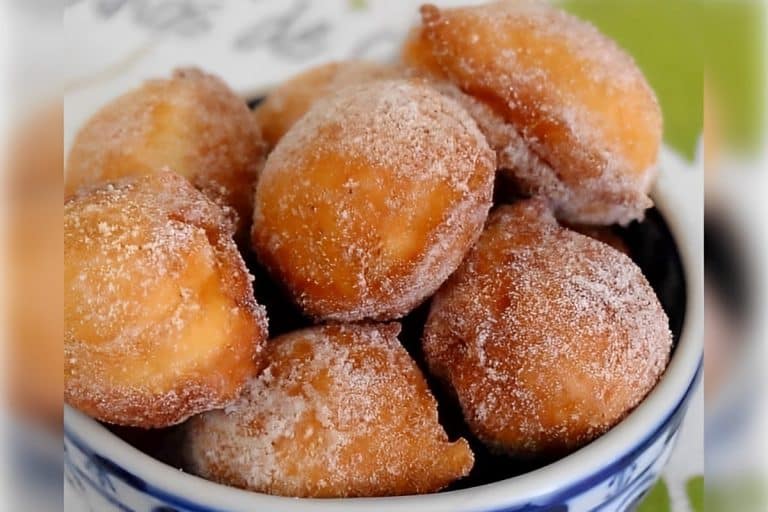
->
[253,60,402,150]
[565,223,631,256]
[65,172,269,428]
[252,79,495,321]
[184,323,474,497]
[66,68,265,231]
[403,2,663,225]
[422,199,672,457]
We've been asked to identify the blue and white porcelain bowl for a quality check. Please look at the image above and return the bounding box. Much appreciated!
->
[64,148,702,512]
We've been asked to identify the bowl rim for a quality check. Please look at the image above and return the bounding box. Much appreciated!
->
[64,147,703,512]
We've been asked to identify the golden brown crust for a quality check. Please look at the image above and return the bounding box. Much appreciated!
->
[65,68,265,233]
[253,60,403,150]
[403,2,662,225]
[564,223,631,256]
[64,172,269,428]
[184,323,474,497]
[252,79,495,321]
[422,199,672,457]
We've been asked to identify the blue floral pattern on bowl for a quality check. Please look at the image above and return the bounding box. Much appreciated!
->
[64,361,700,512]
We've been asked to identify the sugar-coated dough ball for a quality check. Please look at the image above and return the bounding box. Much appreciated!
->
[253,60,402,149]
[184,323,474,497]
[565,223,631,256]
[423,199,672,457]
[252,79,495,321]
[66,68,265,231]
[65,172,269,428]
[403,2,662,225]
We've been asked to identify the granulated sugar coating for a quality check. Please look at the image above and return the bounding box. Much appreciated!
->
[253,60,404,149]
[183,323,474,497]
[252,79,496,322]
[64,172,268,428]
[66,68,266,234]
[422,199,672,457]
[403,1,662,225]
[565,222,631,256]
[427,80,558,191]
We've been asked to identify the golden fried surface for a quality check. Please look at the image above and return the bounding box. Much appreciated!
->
[65,172,268,428]
[253,60,402,150]
[184,323,474,497]
[565,223,631,256]
[66,68,265,232]
[423,199,672,457]
[403,2,662,225]
[252,79,495,321]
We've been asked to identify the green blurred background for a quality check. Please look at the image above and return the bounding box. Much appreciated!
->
[562,0,765,160]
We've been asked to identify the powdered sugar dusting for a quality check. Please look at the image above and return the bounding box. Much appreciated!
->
[184,323,474,497]
[423,199,672,456]
[252,79,495,321]
[64,172,268,428]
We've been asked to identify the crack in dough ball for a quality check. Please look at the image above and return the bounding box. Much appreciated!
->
[183,323,474,497]
[251,79,496,321]
[253,60,403,150]
[422,199,672,457]
[65,172,269,428]
[65,68,265,233]
[403,2,663,225]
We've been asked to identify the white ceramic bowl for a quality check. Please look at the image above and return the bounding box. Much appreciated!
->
[64,149,702,512]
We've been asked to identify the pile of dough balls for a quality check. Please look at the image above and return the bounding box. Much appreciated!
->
[65,172,269,427]
[64,0,673,500]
